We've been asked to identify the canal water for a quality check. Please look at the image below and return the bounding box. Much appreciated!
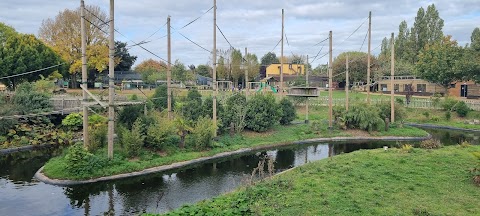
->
[0,128,478,215]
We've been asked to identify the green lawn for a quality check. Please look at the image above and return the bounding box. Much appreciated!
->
[150,145,480,216]
[42,123,427,180]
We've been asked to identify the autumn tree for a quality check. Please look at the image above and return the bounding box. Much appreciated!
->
[416,36,464,94]
[39,5,110,86]
[134,59,167,84]
[0,22,65,89]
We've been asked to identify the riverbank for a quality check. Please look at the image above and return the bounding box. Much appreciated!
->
[150,145,480,215]
[36,124,429,185]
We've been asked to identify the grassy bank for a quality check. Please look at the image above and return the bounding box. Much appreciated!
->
[42,123,427,180]
[150,145,480,216]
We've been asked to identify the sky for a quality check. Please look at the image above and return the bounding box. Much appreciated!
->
[0,0,479,68]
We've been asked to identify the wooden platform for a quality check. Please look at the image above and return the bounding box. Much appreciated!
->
[287,87,320,97]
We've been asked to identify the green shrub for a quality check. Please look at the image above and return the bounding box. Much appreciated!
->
[88,114,107,126]
[186,116,215,150]
[117,104,144,129]
[13,82,52,114]
[400,144,414,153]
[65,143,105,175]
[378,102,407,122]
[0,103,17,135]
[420,139,442,149]
[456,101,470,117]
[430,116,440,122]
[445,111,452,121]
[130,94,139,101]
[422,111,430,119]
[442,97,458,111]
[62,112,83,131]
[145,116,177,151]
[395,98,404,105]
[245,93,281,132]
[182,89,203,122]
[88,124,107,152]
[121,118,145,157]
[223,93,248,133]
[279,98,296,125]
[344,104,383,132]
[151,85,174,111]
[333,105,347,119]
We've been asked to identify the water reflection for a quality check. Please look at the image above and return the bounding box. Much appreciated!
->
[0,128,478,215]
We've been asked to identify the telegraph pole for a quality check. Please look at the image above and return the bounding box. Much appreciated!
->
[107,0,115,159]
[346,54,349,111]
[212,0,217,136]
[80,0,89,148]
[305,55,309,123]
[367,11,372,104]
[280,9,284,96]
[328,31,333,129]
[244,47,248,98]
[167,16,172,119]
[390,32,395,123]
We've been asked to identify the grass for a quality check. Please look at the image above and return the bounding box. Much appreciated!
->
[149,145,480,216]
[42,123,427,180]
[404,107,480,130]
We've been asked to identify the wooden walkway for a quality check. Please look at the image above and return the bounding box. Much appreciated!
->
[50,97,144,114]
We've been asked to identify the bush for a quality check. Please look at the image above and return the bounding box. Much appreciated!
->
[65,143,105,175]
[344,104,383,132]
[118,104,144,129]
[395,98,404,105]
[130,94,139,101]
[151,85,174,111]
[62,112,83,131]
[442,97,458,111]
[245,93,281,132]
[445,111,452,121]
[13,82,53,114]
[378,102,407,122]
[186,116,215,150]
[456,101,470,117]
[401,144,414,153]
[145,116,177,151]
[88,124,107,152]
[422,111,430,119]
[420,139,442,149]
[223,93,248,133]
[182,89,203,122]
[279,98,296,125]
[121,118,145,157]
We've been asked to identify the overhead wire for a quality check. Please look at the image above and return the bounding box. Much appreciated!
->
[216,24,234,49]
[0,63,64,80]
[180,6,214,29]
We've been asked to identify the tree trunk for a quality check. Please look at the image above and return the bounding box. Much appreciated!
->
[179,133,185,149]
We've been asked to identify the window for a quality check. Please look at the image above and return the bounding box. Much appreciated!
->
[381,84,387,91]
[404,84,412,92]
[289,64,293,69]
[394,84,399,92]
[417,84,427,92]
[450,83,456,88]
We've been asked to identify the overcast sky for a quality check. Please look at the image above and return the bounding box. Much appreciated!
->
[1,0,479,68]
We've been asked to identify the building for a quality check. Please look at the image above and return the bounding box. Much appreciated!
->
[448,81,480,98]
[266,63,305,77]
[377,76,444,96]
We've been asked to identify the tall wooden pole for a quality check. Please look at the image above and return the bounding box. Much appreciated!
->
[346,54,349,111]
[80,0,89,148]
[107,0,115,159]
[280,9,284,96]
[328,31,333,129]
[212,0,217,136]
[305,55,309,123]
[244,47,248,98]
[390,32,395,123]
[367,11,372,104]
[167,16,172,119]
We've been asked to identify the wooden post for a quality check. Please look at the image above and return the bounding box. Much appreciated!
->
[305,55,309,123]
[328,31,333,129]
[80,0,89,148]
[212,0,217,136]
[280,9,284,97]
[346,54,349,111]
[367,11,372,104]
[390,32,395,123]
[167,16,172,119]
[107,0,115,159]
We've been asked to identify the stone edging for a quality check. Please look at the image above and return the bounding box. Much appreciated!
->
[34,134,431,186]
[0,144,55,155]
[406,123,480,132]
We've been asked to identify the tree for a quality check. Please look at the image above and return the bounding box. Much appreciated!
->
[134,59,167,84]
[245,53,260,80]
[0,23,65,89]
[230,49,243,86]
[39,5,111,86]
[114,41,137,71]
[332,52,374,83]
[261,52,279,66]
[471,27,480,52]
[395,20,410,61]
[196,64,211,77]
[172,60,191,83]
[416,36,463,93]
